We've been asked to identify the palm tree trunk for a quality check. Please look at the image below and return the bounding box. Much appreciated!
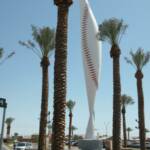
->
[122,106,127,147]
[127,131,130,140]
[135,70,145,150]
[38,56,49,150]
[68,112,72,150]
[110,44,121,150]
[52,1,72,150]
[6,125,10,138]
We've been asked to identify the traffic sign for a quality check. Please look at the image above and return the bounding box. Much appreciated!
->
[0,98,7,108]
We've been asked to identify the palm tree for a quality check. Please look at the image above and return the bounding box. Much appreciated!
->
[66,100,75,149]
[5,117,14,138]
[52,1,73,150]
[125,48,150,150]
[126,127,133,140]
[99,18,127,150]
[121,94,134,147]
[19,26,55,150]
[13,132,19,141]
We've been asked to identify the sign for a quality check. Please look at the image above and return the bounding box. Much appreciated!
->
[0,98,7,108]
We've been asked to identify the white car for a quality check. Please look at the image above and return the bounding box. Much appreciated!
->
[14,142,33,150]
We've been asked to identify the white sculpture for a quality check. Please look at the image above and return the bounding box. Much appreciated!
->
[79,0,102,139]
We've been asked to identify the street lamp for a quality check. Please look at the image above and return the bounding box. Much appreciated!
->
[0,98,7,150]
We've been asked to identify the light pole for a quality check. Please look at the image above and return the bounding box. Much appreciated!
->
[0,98,7,150]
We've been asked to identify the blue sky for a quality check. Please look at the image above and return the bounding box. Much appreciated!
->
[0,0,150,138]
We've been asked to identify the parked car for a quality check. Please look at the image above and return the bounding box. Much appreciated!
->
[127,140,150,149]
[65,140,78,146]
[14,142,33,150]
[71,141,78,146]
[127,140,140,148]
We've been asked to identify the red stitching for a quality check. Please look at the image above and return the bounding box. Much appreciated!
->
[81,5,98,88]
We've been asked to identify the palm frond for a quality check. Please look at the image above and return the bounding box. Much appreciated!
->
[31,25,55,57]
[124,57,133,66]
[19,41,30,49]
[5,117,14,125]
[7,51,15,58]
[0,51,15,65]
[66,100,76,112]
[71,125,78,130]
[126,127,133,132]
[27,40,42,57]
[19,41,41,58]
[117,20,128,44]
[99,18,127,45]
[121,94,134,107]
[130,51,141,69]
[126,48,150,70]
[20,25,55,59]
[143,51,150,66]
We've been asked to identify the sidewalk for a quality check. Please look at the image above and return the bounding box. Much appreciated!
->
[3,144,11,150]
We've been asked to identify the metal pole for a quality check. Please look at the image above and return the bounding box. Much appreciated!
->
[0,106,6,150]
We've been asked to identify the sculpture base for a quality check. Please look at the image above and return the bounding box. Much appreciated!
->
[78,139,103,150]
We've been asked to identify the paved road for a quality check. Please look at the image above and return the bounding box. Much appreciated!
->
[32,143,79,150]
[32,143,107,150]
[64,146,79,150]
